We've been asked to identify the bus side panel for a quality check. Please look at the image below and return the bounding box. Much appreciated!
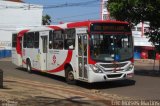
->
[22,48,41,70]
[69,50,78,80]
[12,48,22,66]
[47,50,69,77]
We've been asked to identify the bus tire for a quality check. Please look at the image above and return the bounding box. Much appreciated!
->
[26,60,32,73]
[65,67,76,84]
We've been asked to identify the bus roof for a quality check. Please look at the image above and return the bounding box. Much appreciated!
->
[66,20,129,28]
[15,20,130,37]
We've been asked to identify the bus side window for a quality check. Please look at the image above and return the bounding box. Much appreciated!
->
[53,30,64,50]
[26,32,34,48]
[34,32,39,48]
[49,30,53,49]
[12,33,17,47]
[23,33,27,48]
[64,28,75,50]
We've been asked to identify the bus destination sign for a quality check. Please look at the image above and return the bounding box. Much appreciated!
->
[90,23,130,32]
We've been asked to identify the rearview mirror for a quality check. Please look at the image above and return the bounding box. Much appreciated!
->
[69,45,74,49]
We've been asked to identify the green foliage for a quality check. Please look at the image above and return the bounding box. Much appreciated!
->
[108,0,160,49]
[108,0,156,24]
[146,30,160,52]
[42,14,51,25]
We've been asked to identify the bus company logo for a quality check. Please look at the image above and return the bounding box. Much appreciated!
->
[112,61,119,72]
[52,55,56,64]
[113,68,118,73]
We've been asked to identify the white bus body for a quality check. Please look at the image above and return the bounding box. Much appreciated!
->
[12,20,134,83]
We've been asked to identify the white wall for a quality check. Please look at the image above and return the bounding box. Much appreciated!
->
[0,31,12,50]
[0,1,43,26]
[0,1,43,49]
[0,9,42,26]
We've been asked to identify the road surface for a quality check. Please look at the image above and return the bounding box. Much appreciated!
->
[0,58,160,100]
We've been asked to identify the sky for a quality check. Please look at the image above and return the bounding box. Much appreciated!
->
[24,0,101,24]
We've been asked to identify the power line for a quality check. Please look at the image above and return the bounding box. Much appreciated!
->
[53,18,100,24]
[54,12,99,21]
[43,0,100,9]
[0,0,101,25]
[0,0,101,9]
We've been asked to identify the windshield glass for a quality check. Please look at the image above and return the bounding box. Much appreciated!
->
[90,34,133,62]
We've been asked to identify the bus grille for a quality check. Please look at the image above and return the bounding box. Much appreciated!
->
[100,63,127,68]
[104,69,124,72]
[107,74,122,78]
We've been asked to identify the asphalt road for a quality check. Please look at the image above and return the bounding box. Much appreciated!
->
[0,60,160,100]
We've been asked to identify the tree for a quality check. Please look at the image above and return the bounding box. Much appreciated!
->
[107,0,160,42]
[42,14,51,25]
[107,0,160,70]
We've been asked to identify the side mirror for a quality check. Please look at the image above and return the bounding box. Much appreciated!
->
[69,45,74,49]
[49,41,52,44]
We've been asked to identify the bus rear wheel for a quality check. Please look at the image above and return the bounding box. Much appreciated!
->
[65,67,76,84]
[26,60,32,73]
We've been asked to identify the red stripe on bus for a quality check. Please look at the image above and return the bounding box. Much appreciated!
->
[67,21,90,28]
[48,50,73,73]
[16,30,29,56]
[67,20,129,28]
[17,29,29,37]
[48,26,62,30]
[22,50,73,73]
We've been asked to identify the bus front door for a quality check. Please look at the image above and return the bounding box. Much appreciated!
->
[78,34,88,80]
[40,35,48,71]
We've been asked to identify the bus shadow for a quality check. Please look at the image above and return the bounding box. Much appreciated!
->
[76,79,136,89]
[16,67,136,89]
[135,69,160,77]
[16,67,27,72]
[16,67,66,83]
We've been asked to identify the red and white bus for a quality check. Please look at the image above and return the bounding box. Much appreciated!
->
[12,20,134,84]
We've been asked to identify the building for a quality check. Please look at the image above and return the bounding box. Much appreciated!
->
[132,22,160,60]
[101,0,110,20]
[101,0,160,60]
[0,0,43,58]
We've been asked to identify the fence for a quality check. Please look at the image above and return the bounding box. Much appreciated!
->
[0,49,11,58]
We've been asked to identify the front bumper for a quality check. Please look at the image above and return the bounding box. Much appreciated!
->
[88,67,134,83]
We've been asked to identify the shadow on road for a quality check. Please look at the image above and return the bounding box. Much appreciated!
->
[76,80,136,90]
[16,67,66,83]
[16,67,136,89]
[135,69,160,77]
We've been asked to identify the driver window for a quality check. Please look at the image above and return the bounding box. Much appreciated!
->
[64,28,75,50]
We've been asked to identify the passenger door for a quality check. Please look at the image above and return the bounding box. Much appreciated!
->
[40,31,48,71]
[78,34,88,80]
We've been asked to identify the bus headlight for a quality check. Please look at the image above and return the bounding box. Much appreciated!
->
[89,65,103,73]
[125,64,133,71]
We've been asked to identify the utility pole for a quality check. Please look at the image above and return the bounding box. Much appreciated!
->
[141,21,144,37]
[159,42,160,72]
[100,0,103,20]
[158,53,160,72]
[0,69,3,88]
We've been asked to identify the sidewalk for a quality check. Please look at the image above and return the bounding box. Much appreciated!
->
[134,59,160,67]
[0,57,11,61]
[0,77,131,106]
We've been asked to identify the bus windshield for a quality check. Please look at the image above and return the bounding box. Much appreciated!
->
[90,34,133,62]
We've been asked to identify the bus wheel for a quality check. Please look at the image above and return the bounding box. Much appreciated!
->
[66,67,76,84]
[26,60,32,73]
